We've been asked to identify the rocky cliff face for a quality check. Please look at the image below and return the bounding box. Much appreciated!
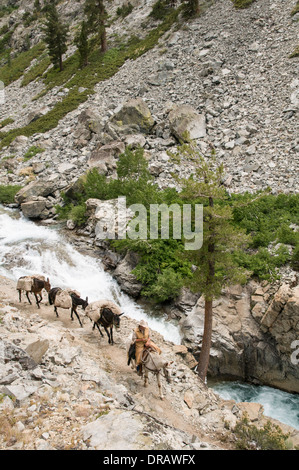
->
[180,281,299,393]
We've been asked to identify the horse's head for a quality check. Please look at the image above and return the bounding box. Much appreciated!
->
[82,296,88,310]
[113,312,124,329]
[44,278,51,292]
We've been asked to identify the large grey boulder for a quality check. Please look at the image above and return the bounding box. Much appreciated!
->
[111,98,155,134]
[15,180,57,205]
[21,199,47,219]
[168,104,206,142]
[113,252,143,298]
[88,141,125,174]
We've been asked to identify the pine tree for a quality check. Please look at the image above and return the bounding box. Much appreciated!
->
[75,21,90,68]
[84,0,107,53]
[174,146,251,382]
[43,3,69,71]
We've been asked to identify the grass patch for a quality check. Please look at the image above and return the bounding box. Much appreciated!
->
[291,1,299,16]
[21,53,52,87]
[289,45,299,58]
[0,184,22,204]
[0,42,46,86]
[0,8,180,149]
[23,145,44,162]
[231,0,256,8]
[0,118,14,129]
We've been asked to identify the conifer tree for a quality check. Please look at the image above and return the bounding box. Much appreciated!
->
[175,146,250,382]
[43,2,69,71]
[75,20,90,68]
[84,0,107,53]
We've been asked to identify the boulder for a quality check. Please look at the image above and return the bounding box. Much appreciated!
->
[113,252,143,297]
[168,104,206,141]
[111,98,155,134]
[21,199,47,219]
[88,141,125,174]
[15,180,57,205]
[86,197,134,241]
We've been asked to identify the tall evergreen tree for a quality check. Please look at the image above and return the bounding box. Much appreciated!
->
[75,20,90,68]
[175,146,250,382]
[43,3,69,71]
[84,0,107,53]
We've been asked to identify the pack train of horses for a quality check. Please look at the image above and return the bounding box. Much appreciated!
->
[16,274,172,400]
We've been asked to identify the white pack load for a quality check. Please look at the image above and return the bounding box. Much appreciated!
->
[54,290,72,309]
[16,274,46,292]
[17,276,34,291]
[54,288,81,309]
[85,299,122,322]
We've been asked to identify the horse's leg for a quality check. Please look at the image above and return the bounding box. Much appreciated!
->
[144,368,148,388]
[94,322,104,336]
[157,372,164,400]
[34,292,41,308]
[104,326,111,344]
[71,307,74,321]
[110,327,114,345]
[18,289,21,302]
[73,307,83,327]
[26,291,32,305]
[54,306,59,317]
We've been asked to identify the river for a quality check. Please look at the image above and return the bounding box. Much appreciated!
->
[0,204,181,344]
[0,204,298,430]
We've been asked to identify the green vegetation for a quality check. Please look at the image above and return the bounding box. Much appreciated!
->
[43,3,69,71]
[233,415,293,450]
[290,45,299,58]
[231,0,256,8]
[0,185,22,204]
[0,118,14,129]
[23,145,45,162]
[291,1,299,16]
[21,53,51,87]
[0,6,180,149]
[231,192,299,280]
[56,145,299,306]
[0,42,46,86]
[116,2,134,18]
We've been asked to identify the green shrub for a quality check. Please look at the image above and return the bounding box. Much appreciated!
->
[291,1,299,16]
[68,204,88,227]
[23,145,44,161]
[0,118,14,129]
[141,267,184,302]
[231,0,256,8]
[291,245,299,271]
[117,3,134,18]
[0,42,46,86]
[233,415,292,450]
[0,185,22,204]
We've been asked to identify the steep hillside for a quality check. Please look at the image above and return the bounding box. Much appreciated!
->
[0,0,298,195]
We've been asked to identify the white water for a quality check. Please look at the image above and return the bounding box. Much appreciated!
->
[0,205,181,344]
[211,381,299,430]
[2,205,298,429]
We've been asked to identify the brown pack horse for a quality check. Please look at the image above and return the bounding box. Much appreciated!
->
[17,276,51,309]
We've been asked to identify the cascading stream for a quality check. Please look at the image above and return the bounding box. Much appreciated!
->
[1,205,298,430]
[0,205,181,344]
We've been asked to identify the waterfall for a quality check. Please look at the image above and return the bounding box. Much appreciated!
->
[0,205,182,344]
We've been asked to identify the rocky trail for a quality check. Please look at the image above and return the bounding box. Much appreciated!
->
[0,275,228,450]
[1,274,299,450]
